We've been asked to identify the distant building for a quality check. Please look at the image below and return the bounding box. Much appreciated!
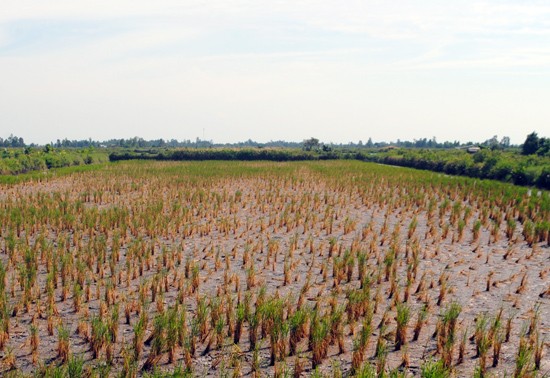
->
[467,146,480,153]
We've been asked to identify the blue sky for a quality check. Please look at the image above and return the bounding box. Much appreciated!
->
[1,1,549,145]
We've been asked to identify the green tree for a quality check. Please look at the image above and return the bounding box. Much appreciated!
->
[537,137,550,156]
[522,132,539,155]
[302,137,320,151]
[500,136,510,148]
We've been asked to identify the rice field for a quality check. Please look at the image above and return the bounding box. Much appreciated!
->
[0,160,548,377]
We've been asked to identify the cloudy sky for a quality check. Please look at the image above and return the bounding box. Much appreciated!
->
[1,1,549,145]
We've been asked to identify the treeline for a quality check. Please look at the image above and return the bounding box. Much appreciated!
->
[0,147,108,175]
[358,148,550,190]
[109,148,341,162]
[0,135,26,148]
[60,135,510,149]
[1,134,513,149]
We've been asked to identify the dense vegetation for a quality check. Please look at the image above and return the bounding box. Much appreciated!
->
[0,147,108,176]
[108,147,340,162]
[359,148,550,190]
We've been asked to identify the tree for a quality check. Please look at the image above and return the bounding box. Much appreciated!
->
[302,137,319,151]
[522,132,539,155]
[485,135,499,149]
[500,136,510,148]
[1,134,25,147]
[537,137,550,156]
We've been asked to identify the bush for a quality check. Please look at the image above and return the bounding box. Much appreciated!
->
[490,161,514,181]
[537,167,550,190]
[512,166,537,186]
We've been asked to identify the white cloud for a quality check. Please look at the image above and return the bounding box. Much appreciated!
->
[3,1,549,36]
[4,1,550,65]
[1,1,550,144]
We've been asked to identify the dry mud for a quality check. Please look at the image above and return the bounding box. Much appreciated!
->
[0,161,548,377]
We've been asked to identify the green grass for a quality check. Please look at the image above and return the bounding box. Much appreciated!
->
[2,159,547,229]
[0,163,108,185]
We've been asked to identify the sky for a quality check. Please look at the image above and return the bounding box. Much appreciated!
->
[1,1,549,145]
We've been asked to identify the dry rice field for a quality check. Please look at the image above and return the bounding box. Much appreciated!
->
[0,160,548,377]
